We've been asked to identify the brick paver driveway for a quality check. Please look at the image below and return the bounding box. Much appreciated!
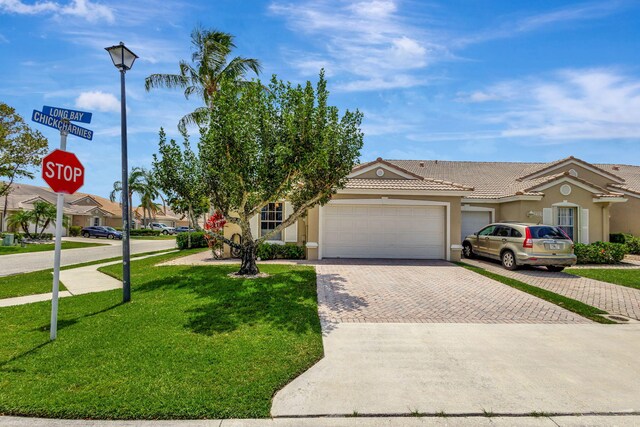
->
[315,259,589,324]
[463,258,640,320]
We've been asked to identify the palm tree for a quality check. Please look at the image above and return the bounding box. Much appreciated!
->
[110,167,148,228]
[31,201,57,238]
[7,209,32,237]
[144,27,261,132]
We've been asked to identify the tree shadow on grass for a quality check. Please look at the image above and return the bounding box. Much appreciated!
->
[135,265,323,336]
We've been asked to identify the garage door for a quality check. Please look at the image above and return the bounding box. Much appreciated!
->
[322,204,446,259]
[461,210,492,242]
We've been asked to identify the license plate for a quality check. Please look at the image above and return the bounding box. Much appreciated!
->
[549,244,560,250]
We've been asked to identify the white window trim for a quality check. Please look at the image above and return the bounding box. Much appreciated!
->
[260,202,285,243]
[318,198,451,261]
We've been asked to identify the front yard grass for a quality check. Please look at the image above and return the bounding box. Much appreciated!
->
[0,249,181,300]
[566,268,640,290]
[457,262,614,324]
[0,251,323,419]
[0,241,106,255]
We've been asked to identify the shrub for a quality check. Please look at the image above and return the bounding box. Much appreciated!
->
[609,233,628,244]
[130,229,162,236]
[574,241,628,264]
[176,231,208,249]
[626,236,640,255]
[69,226,82,237]
[256,242,305,260]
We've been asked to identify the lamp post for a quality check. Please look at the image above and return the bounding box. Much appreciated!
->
[105,42,138,303]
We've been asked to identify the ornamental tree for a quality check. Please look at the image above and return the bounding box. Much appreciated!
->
[199,71,363,275]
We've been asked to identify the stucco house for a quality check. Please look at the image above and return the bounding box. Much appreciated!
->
[224,156,640,262]
[1,182,188,235]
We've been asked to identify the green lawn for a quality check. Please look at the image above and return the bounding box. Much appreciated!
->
[567,268,640,290]
[0,249,181,300]
[457,262,614,324]
[0,241,106,256]
[0,251,323,419]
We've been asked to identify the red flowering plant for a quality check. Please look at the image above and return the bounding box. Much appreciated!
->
[203,211,227,259]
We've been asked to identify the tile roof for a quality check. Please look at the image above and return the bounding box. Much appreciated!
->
[344,178,473,192]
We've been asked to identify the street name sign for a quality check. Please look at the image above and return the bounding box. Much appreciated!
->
[42,105,92,124]
[41,149,85,195]
[32,110,93,140]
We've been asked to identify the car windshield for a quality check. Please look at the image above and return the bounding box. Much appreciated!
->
[528,226,570,240]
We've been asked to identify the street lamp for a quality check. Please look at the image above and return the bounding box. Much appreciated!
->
[105,42,138,303]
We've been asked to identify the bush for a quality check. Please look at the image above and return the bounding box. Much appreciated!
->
[130,229,162,236]
[176,231,208,249]
[69,226,82,237]
[609,233,628,244]
[626,236,640,255]
[256,242,305,260]
[574,241,628,264]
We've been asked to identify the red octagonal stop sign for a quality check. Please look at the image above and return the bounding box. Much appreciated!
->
[42,149,85,194]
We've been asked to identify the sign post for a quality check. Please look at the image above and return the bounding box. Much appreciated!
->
[34,106,90,340]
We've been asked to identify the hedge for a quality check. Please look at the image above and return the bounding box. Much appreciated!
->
[69,226,82,237]
[609,233,640,255]
[130,229,162,236]
[176,231,208,249]
[257,242,305,260]
[574,241,628,264]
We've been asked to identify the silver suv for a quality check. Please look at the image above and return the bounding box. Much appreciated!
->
[148,222,176,235]
[462,222,576,272]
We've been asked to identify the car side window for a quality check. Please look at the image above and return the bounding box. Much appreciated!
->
[511,228,523,238]
[494,226,510,237]
[478,225,495,236]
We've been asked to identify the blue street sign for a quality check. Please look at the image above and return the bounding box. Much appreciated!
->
[42,105,92,124]
[32,110,93,141]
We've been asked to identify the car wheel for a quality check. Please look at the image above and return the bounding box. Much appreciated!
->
[547,266,565,272]
[462,242,474,259]
[83,232,90,238]
[162,230,169,235]
[107,234,114,239]
[501,250,518,270]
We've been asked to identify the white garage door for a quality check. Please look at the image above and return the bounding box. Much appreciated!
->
[461,211,492,242]
[322,204,446,259]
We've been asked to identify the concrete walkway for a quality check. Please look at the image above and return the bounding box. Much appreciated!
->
[272,323,640,417]
[2,415,640,426]
[463,258,640,320]
[0,251,176,307]
[0,238,176,277]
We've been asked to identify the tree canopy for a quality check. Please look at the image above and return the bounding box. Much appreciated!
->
[199,71,363,275]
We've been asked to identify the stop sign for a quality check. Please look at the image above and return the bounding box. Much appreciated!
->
[41,149,85,194]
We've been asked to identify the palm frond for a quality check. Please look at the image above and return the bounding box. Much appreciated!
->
[177,107,210,134]
[144,73,190,92]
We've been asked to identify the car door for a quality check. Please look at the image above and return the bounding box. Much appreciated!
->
[489,225,512,258]
[474,225,496,256]
[95,227,107,237]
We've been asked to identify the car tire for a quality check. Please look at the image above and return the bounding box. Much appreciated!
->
[83,232,90,238]
[162,230,168,235]
[547,266,565,272]
[107,234,114,239]
[501,250,518,270]
[462,242,475,259]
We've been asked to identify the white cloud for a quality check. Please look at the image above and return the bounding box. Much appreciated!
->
[270,0,446,91]
[468,69,640,141]
[75,91,119,112]
[0,0,114,23]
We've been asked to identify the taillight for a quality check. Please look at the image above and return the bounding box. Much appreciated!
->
[523,227,533,248]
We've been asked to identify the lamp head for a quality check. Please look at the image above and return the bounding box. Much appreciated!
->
[105,42,138,71]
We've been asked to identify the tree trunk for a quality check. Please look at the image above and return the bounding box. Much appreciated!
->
[187,204,192,249]
[238,239,259,276]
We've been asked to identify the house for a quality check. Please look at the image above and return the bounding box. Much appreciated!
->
[223,156,640,262]
[1,182,188,235]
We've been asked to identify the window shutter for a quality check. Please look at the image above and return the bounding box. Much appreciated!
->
[284,201,298,243]
[250,213,259,239]
[580,208,589,244]
[542,208,553,225]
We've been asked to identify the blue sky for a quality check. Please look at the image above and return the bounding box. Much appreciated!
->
[1,0,639,200]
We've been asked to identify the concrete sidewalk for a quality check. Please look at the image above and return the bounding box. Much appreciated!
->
[273,323,640,417]
[0,251,176,307]
[2,415,640,426]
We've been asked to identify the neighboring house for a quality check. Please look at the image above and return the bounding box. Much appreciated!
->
[223,156,640,262]
[132,206,188,228]
[1,182,188,235]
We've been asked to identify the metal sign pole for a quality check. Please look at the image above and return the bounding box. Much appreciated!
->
[50,121,69,341]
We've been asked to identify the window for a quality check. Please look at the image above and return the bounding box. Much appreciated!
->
[494,226,510,237]
[511,228,523,238]
[93,217,100,226]
[260,202,283,241]
[477,225,495,236]
[529,226,571,240]
[556,208,575,240]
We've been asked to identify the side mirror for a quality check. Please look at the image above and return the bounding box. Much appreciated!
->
[474,232,478,236]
